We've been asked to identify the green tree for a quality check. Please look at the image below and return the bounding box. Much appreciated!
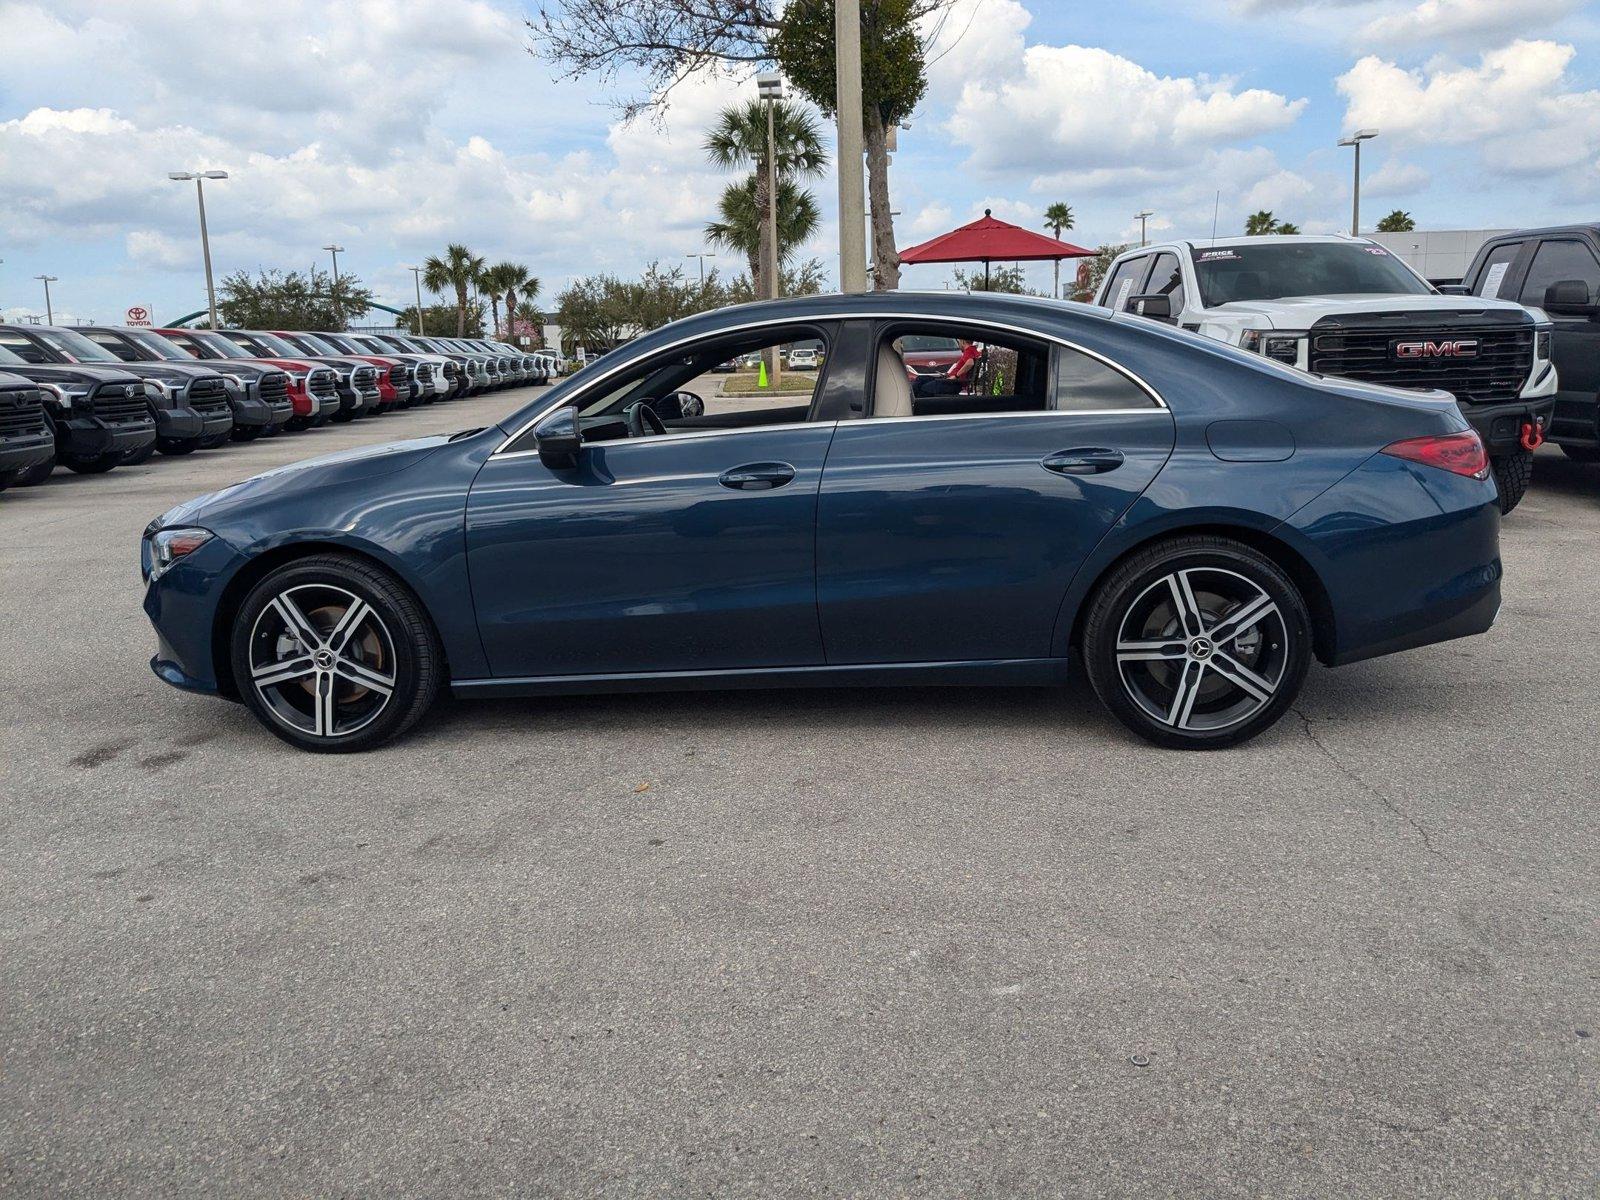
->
[706,175,822,285]
[1245,210,1279,236]
[1042,201,1075,298]
[397,302,486,337]
[771,0,935,290]
[478,261,539,339]
[703,100,827,299]
[1069,243,1131,303]
[1276,222,1302,235]
[1376,209,1416,233]
[953,264,1033,294]
[723,258,828,303]
[422,243,486,336]
[217,267,372,331]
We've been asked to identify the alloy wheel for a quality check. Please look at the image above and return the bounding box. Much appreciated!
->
[247,583,397,738]
[1114,567,1288,733]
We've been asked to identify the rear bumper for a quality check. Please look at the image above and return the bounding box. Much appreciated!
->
[1283,452,1502,667]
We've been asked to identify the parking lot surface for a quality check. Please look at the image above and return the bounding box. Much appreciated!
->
[2,385,1596,1196]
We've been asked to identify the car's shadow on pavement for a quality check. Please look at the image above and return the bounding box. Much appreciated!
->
[1531,452,1600,504]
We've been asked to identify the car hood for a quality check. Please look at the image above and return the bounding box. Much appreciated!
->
[155,434,458,531]
[1211,293,1536,328]
[86,362,221,383]
[4,363,143,387]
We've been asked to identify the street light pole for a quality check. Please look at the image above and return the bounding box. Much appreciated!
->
[1338,129,1379,236]
[35,275,58,325]
[323,243,346,328]
[404,266,425,335]
[685,252,716,286]
[1135,210,1154,248]
[757,72,785,391]
[834,0,868,293]
[169,170,229,328]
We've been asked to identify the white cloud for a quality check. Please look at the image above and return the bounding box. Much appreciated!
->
[1357,0,1581,50]
[1362,158,1431,197]
[1338,40,1600,176]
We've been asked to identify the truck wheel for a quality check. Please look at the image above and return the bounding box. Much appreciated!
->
[62,452,122,474]
[1560,445,1600,464]
[230,554,443,753]
[232,425,263,442]
[157,440,197,456]
[1081,536,1312,750]
[1491,450,1534,514]
[15,457,55,486]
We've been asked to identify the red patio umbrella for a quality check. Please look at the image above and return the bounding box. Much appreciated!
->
[898,208,1095,290]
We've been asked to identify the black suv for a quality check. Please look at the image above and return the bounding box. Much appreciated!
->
[0,370,56,491]
[78,325,294,441]
[1461,225,1600,463]
[0,340,156,475]
[0,325,232,458]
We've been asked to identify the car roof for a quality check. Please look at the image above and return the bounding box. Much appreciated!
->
[1480,223,1600,241]
[1118,234,1369,258]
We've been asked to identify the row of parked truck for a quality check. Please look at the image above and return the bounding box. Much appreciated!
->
[0,328,555,491]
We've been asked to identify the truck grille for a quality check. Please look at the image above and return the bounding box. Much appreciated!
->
[1308,319,1534,406]
[352,366,378,391]
[0,388,48,439]
[308,369,338,404]
[189,377,232,416]
[91,383,153,424]
[389,364,413,389]
[414,364,434,387]
[258,372,290,408]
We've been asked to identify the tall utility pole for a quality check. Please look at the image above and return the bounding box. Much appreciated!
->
[168,170,228,328]
[35,275,58,325]
[323,243,345,328]
[685,251,716,286]
[404,265,425,335]
[757,72,784,390]
[1338,129,1379,236]
[834,0,868,293]
[1135,210,1154,247]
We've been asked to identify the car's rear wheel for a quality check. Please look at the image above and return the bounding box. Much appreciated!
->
[1491,449,1533,514]
[1560,444,1600,463]
[1082,536,1311,750]
[230,554,442,753]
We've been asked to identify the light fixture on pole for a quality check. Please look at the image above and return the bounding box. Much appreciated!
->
[323,243,346,328]
[1337,129,1379,236]
[1135,210,1154,248]
[685,251,716,286]
[833,0,868,293]
[404,265,425,335]
[168,170,228,328]
[35,275,58,325]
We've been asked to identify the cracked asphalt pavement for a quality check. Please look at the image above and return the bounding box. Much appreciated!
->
[2,388,1597,1196]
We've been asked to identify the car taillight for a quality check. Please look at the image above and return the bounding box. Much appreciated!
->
[1381,431,1490,480]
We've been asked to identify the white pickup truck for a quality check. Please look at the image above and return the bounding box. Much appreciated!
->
[1092,235,1558,512]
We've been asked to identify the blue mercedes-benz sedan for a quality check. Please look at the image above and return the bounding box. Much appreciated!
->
[141,292,1501,752]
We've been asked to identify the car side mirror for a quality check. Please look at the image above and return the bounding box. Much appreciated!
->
[1436,283,1471,296]
[534,405,582,469]
[1130,293,1172,321]
[1544,279,1596,315]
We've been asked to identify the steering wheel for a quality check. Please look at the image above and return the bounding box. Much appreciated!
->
[623,399,667,438]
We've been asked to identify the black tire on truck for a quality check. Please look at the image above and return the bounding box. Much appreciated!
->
[1491,449,1534,514]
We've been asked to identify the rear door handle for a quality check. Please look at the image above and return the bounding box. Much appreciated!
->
[1042,448,1124,475]
[719,462,797,491]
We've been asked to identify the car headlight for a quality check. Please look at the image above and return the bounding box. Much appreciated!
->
[1239,329,1306,366]
[1536,326,1553,360]
[147,527,214,582]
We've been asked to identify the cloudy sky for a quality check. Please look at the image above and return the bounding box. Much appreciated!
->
[1,0,1597,323]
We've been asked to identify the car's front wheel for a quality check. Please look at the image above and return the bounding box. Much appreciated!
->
[230,554,442,753]
[1082,536,1312,750]
[1491,449,1533,514]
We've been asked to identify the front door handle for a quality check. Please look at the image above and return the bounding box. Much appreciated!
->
[1042,448,1124,476]
[719,462,796,491]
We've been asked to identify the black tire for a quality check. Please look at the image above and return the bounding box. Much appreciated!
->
[15,457,54,486]
[121,440,157,466]
[157,439,197,456]
[1559,444,1600,463]
[1491,450,1533,514]
[1081,536,1312,750]
[0,470,14,492]
[62,452,122,474]
[232,425,263,442]
[230,553,442,753]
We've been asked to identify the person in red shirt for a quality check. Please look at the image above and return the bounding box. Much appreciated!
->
[911,339,982,397]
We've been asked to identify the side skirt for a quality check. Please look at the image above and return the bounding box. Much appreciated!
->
[451,658,1071,699]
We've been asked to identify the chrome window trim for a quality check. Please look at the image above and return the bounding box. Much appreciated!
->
[491,310,1168,457]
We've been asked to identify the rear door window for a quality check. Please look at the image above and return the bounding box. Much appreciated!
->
[1471,241,1522,298]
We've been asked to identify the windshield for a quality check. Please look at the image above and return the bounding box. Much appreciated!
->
[122,329,190,360]
[287,333,339,355]
[189,331,251,358]
[245,332,302,356]
[34,327,123,364]
[1193,242,1432,306]
[363,336,402,352]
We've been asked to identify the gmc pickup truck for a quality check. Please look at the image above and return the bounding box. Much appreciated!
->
[1094,235,1557,512]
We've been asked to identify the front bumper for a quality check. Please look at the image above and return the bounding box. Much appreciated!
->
[154,405,205,444]
[59,413,156,459]
[142,532,244,696]
[229,394,276,430]
[0,428,55,474]
[1462,379,1557,455]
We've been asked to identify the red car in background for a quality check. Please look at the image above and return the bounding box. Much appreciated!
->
[150,327,340,429]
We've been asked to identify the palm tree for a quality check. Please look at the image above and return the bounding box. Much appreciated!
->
[478,261,536,339]
[502,267,540,344]
[1245,210,1280,236]
[423,243,485,336]
[1376,210,1416,233]
[706,177,821,285]
[1276,222,1302,235]
[704,100,827,299]
[1042,201,1075,298]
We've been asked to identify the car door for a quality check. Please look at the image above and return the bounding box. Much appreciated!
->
[464,336,842,680]
[814,320,1176,666]
[1514,236,1600,441]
